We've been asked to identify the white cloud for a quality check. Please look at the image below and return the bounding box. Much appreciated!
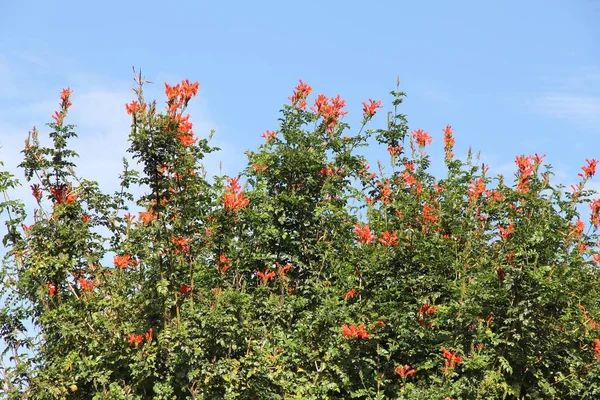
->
[526,93,600,123]
[525,68,600,125]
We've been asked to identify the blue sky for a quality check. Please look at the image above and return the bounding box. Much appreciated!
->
[0,0,599,203]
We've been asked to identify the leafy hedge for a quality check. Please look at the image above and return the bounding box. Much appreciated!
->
[2,73,600,399]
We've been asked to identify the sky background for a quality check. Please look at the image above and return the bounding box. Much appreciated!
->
[0,0,599,213]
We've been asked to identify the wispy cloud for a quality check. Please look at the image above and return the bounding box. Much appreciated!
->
[525,68,600,125]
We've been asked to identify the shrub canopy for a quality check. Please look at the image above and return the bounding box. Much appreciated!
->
[2,74,600,399]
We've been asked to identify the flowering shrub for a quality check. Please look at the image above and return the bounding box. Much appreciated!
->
[2,73,600,399]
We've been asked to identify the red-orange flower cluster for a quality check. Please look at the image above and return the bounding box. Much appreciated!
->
[47,282,57,297]
[441,347,462,373]
[257,268,276,283]
[362,99,382,119]
[172,236,191,253]
[378,231,399,246]
[580,159,598,179]
[49,184,77,205]
[223,177,249,212]
[412,129,432,147]
[312,94,349,133]
[261,129,276,143]
[125,100,146,115]
[354,223,373,245]
[218,254,231,274]
[52,88,72,125]
[591,199,600,228]
[341,323,369,340]
[127,328,153,346]
[139,210,157,224]
[288,80,312,109]
[165,79,199,115]
[344,288,356,301]
[394,365,417,379]
[114,254,133,269]
[498,224,514,240]
[78,278,97,293]
[443,125,455,160]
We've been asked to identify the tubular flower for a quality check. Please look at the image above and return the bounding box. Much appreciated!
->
[362,99,382,119]
[125,100,146,115]
[498,224,514,240]
[354,223,373,245]
[218,254,231,274]
[467,177,486,202]
[412,129,432,147]
[341,323,369,340]
[49,184,77,205]
[443,125,455,160]
[139,210,157,224]
[78,278,97,293]
[223,177,249,212]
[261,130,277,142]
[276,262,292,279]
[114,254,133,269]
[580,159,599,179]
[47,282,57,297]
[344,288,356,301]
[378,231,399,246]
[394,365,417,379]
[127,333,144,346]
[591,199,600,228]
[172,236,191,253]
[441,347,462,373]
[288,79,312,109]
[257,268,276,284]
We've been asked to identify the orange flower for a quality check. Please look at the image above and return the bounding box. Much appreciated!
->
[580,159,598,179]
[467,177,486,202]
[47,282,57,297]
[261,129,277,143]
[127,333,144,345]
[394,365,417,378]
[341,323,369,340]
[388,144,402,155]
[344,288,356,301]
[218,254,231,274]
[145,328,153,341]
[354,223,373,245]
[441,347,462,373]
[362,99,382,118]
[378,231,399,246]
[179,284,192,294]
[82,214,91,223]
[498,224,514,240]
[223,177,249,212]
[412,129,432,147]
[22,224,33,234]
[114,254,133,269]
[78,278,97,293]
[257,268,276,283]
[594,339,600,357]
[125,100,145,115]
[172,236,191,253]
[49,185,77,205]
[443,125,455,160]
[288,79,312,109]
[591,199,600,228]
[418,303,438,316]
[139,210,157,224]
[252,163,267,173]
[30,184,42,201]
[276,262,292,279]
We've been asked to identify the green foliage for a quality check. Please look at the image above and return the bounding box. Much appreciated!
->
[2,74,600,399]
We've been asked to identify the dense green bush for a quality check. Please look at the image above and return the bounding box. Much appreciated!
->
[2,73,600,399]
